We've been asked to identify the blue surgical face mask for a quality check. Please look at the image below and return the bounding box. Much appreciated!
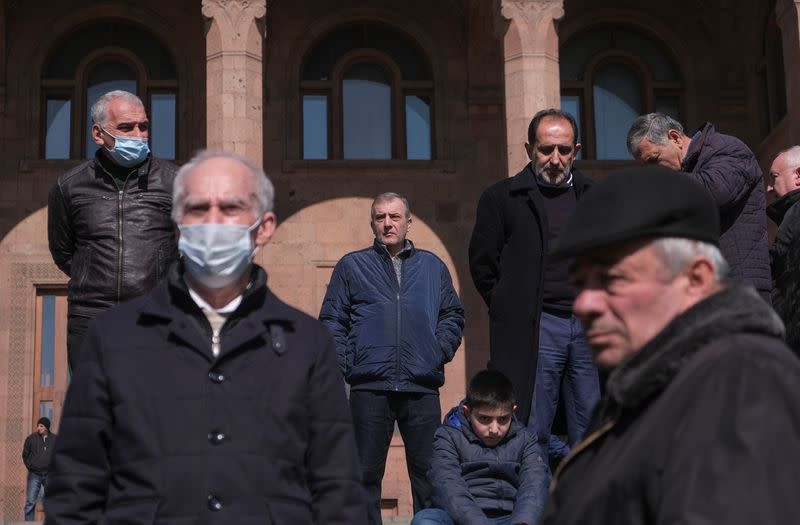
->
[178,220,261,289]
[102,128,150,168]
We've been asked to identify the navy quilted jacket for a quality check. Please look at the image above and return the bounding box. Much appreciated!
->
[429,405,549,525]
[681,122,771,298]
[319,240,464,393]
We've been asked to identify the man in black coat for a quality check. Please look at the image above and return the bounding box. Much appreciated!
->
[767,145,800,351]
[44,150,367,524]
[627,113,771,300]
[469,109,599,465]
[542,166,800,525]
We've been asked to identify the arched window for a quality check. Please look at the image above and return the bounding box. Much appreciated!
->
[560,26,683,160]
[41,21,178,160]
[300,22,434,160]
[757,0,787,137]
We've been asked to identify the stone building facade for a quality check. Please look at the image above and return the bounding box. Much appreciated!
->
[0,0,798,521]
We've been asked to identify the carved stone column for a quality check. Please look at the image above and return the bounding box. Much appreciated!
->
[495,0,564,174]
[776,0,800,143]
[202,0,267,165]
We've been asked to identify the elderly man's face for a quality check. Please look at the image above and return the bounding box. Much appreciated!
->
[632,131,688,170]
[570,240,692,370]
[767,151,800,198]
[525,116,581,185]
[178,157,275,246]
[92,97,149,149]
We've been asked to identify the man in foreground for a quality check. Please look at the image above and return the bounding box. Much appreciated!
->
[45,150,366,524]
[320,192,464,524]
[626,113,771,300]
[542,166,800,524]
[767,145,800,350]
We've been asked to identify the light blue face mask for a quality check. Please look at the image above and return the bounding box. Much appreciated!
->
[102,128,150,168]
[178,220,261,289]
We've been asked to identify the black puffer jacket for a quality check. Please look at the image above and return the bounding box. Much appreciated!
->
[48,151,178,317]
[767,188,800,350]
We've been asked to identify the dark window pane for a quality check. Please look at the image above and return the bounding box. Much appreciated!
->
[45,22,176,80]
[85,64,136,159]
[45,98,71,160]
[40,295,55,387]
[343,63,391,159]
[593,63,642,160]
[655,96,680,121]
[303,95,328,160]
[405,95,431,160]
[560,29,612,81]
[614,30,679,81]
[150,93,176,160]
[560,95,582,160]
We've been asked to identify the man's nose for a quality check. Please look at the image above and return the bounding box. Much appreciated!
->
[573,288,604,319]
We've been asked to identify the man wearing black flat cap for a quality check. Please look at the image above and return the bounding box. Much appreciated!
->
[541,166,800,525]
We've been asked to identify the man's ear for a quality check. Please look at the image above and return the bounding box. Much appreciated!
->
[255,211,277,247]
[524,142,534,160]
[461,404,470,416]
[574,143,582,155]
[683,255,717,297]
[92,123,106,147]
[668,129,682,145]
[512,404,518,413]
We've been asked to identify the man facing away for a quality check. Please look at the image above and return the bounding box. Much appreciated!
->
[469,109,599,466]
[411,369,549,525]
[541,166,800,524]
[320,192,465,525]
[626,113,771,300]
[48,90,178,371]
[22,417,56,521]
[45,150,366,524]
[766,145,800,350]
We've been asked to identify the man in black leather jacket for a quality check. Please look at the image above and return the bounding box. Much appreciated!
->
[47,90,178,370]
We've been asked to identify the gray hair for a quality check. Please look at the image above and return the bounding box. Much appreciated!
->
[774,145,800,167]
[652,237,729,283]
[90,90,145,126]
[371,192,411,219]
[626,113,685,156]
[172,150,275,223]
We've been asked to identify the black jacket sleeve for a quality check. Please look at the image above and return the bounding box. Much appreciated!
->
[469,187,505,308]
[47,181,74,276]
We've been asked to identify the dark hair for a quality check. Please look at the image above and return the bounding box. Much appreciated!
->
[528,108,579,146]
[465,369,516,409]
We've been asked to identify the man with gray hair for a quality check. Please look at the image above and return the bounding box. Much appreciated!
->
[48,90,178,370]
[45,150,367,524]
[541,166,800,525]
[626,113,770,301]
[320,192,465,524]
[767,145,800,350]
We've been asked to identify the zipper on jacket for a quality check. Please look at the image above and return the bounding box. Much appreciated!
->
[550,418,615,492]
[117,190,124,300]
[395,254,402,391]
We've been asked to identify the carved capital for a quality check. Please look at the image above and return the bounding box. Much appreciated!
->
[202,0,267,33]
[497,0,564,26]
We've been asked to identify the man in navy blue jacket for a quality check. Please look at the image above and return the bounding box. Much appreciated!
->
[320,192,465,525]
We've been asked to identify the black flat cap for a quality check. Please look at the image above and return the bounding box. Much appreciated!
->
[551,166,720,260]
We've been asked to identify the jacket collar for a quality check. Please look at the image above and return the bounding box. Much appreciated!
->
[681,122,714,171]
[93,149,153,186]
[372,238,415,259]
[767,188,800,225]
[606,285,784,411]
[137,261,295,359]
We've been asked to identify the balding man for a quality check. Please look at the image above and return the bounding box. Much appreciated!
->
[541,167,800,525]
[767,146,800,350]
[45,150,366,524]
